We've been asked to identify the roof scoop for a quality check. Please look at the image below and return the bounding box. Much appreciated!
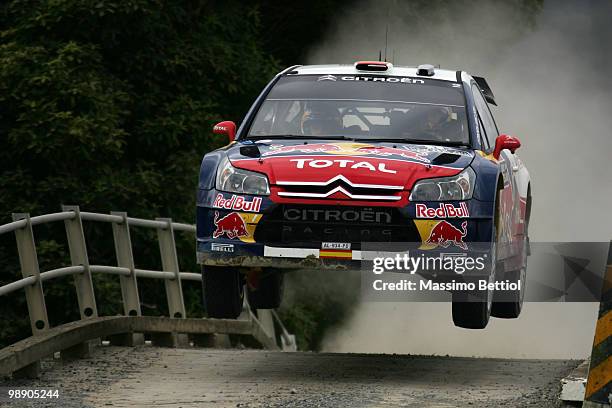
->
[354,61,392,71]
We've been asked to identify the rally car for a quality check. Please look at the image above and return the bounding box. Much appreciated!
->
[197,61,531,329]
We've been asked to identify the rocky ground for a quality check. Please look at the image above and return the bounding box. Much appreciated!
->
[0,345,578,407]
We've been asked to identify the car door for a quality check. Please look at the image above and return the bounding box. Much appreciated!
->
[471,84,521,256]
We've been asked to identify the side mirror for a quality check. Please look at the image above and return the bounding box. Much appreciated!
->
[493,134,521,159]
[213,121,236,142]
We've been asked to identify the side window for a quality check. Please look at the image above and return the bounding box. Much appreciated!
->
[472,84,498,150]
[476,114,489,150]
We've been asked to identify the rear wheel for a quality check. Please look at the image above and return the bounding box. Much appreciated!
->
[247,270,284,309]
[491,236,528,318]
[202,266,244,319]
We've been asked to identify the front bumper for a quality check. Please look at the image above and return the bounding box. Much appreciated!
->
[196,189,496,273]
[197,243,495,278]
[197,244,408,270]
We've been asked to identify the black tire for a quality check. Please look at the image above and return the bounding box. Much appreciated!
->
[490,268,524,318]
[247,270,284,309]
[452,224,497,329]
[202,265,244,319]
[491,237,528,319]
[452,284,493,329]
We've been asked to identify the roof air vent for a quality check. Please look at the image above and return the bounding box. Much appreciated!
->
[416,64,435,76]
[354,61,392,71]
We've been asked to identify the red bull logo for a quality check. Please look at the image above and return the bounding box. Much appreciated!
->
[213,194,262,212]
[426,221,468,250]
[213,211,249,239]
[356,145,431,163]
[262,143,342,156]
[416,202,469,218]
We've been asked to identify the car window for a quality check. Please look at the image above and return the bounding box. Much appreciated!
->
[472,84,498,150]
[476,114,489,150]
[248,75,470,144]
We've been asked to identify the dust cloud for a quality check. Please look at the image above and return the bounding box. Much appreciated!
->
[307,0,612,358]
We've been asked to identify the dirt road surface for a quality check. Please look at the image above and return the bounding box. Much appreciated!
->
[1,345,578,407]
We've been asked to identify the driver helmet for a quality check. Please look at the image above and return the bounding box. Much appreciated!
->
[423,106,452,131]
[300,102,342,136]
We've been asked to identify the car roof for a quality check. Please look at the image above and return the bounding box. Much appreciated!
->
[290,64,460,82]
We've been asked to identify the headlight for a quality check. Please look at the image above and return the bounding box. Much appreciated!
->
[215,157,270,195]
[409,167,476,201]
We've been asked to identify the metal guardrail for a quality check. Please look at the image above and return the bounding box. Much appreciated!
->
[0,206,295,378]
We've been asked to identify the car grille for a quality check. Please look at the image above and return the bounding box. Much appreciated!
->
[276,175,403,201]
[255,205,420,249]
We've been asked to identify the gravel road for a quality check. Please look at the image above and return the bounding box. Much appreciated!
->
[1,345,578,408]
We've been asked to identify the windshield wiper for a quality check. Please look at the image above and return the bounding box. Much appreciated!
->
[353,137,470,147]
[246,135,356,141]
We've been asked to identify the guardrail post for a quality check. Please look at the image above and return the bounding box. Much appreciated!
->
[11,213,49,378]
[154,218,188,347]
[271,310,297,352]
[256,309,277,344]
[61,205,99,359]
[62,206,98,319]
[110,212,144,347]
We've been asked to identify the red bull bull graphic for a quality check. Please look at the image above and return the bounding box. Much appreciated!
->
[262,142,430,164]
[213,194,262,212]
[213,211,249,239]
[356,145,430,163]
[262,143,342,156]
[426,221,468,250]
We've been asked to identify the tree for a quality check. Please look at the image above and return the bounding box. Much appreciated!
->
[0,0,279,347]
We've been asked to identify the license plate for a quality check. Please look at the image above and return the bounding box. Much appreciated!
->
[322,242,351,250]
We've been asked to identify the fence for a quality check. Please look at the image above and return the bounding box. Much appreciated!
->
[0,206,295,379]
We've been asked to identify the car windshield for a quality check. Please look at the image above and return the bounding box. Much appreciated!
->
[247,74,469,144]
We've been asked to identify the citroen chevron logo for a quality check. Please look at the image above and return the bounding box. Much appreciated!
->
[317,75,337,81]
[278,186,401,201]
[276,174,403,190]
[276,175,403,201]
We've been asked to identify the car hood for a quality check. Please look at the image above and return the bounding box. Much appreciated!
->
[228,140,473,189]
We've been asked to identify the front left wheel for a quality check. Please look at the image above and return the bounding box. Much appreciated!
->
[491,236,528,318]
[452,280,493,329]
[452,224,497,329]
[202,266,244,319]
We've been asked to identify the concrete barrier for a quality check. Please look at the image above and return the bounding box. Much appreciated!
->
[0,315,278,379]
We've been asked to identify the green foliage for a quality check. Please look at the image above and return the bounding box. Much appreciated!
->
[0,0,278,347]
[278,270,360,351]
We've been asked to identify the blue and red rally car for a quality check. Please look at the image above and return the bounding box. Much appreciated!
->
[197,61,531,329]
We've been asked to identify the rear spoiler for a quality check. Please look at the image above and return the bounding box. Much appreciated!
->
[473,76,497,106]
